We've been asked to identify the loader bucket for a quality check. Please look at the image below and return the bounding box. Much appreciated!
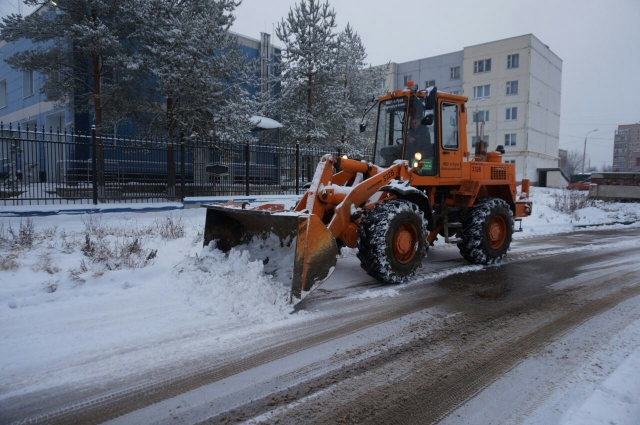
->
[203,205,338,303]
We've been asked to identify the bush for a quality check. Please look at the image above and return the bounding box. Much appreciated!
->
[551,189,595,213]
[0,254,20,271]
[9,218,36,248]
[154,215,185,240]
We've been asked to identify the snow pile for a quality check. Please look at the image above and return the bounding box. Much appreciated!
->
[350,288,399,300]
[175,243,293,321]
[517,187,640,237]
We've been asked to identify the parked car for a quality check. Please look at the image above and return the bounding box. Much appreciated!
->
[567,178,591,191]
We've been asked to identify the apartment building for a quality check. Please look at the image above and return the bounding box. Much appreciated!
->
[378,34,562,184]
[612,123,640,172]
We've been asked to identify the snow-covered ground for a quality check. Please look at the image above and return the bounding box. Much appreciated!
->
[1,187,639,423]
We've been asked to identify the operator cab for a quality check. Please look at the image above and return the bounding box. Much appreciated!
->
[373,81,436,175]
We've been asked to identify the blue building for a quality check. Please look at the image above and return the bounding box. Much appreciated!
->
[0,11,281,189]
[0,11,280,135]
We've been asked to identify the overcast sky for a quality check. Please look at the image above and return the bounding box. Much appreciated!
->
[2,0,639,168]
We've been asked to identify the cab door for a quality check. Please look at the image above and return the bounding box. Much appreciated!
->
[438,101,463,178]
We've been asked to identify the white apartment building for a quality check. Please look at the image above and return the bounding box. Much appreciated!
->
[378,34,562,184]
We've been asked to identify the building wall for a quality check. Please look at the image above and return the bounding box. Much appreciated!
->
[373,62,397,92]
[0,38,70,133]
[463,35,530,171]
[527,35,562,160]
[613,123,640,171]
[396,51,463,94]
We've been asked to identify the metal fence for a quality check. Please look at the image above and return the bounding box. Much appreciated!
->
[0,122,374,206]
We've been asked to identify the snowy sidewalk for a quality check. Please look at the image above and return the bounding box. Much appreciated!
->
[0,195,301,217]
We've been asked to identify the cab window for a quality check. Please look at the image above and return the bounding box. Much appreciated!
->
[441,102,459,150]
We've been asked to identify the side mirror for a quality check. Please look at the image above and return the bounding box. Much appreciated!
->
[421,113,434,126]
[425,86,437,110]
[359,119,367,133]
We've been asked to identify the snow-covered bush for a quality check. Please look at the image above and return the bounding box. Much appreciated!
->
[7,218,36,248]
[551,189,595,213]
[0,219,59,250]
[154,215,185,240]
[0,254,19,271]
[31,253,61,275]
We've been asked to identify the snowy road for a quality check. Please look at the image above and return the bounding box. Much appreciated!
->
[3,226,640,424]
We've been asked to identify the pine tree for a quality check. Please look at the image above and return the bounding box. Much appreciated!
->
[273,0,341,146]
[124,0,256,193]
[332,24,386,151]
[0,0,138,198]
[126,0,254,142]
[271,1,384,150]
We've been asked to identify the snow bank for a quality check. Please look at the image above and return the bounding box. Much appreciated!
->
[175,243,293,321]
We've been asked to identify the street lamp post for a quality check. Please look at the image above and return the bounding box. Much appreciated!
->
[582,129,598,174]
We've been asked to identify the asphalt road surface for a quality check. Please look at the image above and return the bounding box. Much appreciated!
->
[4,226,640,425]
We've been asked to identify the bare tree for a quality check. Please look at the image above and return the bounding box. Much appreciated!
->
[561,150,584,177]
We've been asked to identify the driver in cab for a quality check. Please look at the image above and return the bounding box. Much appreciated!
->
[405,101,431,163]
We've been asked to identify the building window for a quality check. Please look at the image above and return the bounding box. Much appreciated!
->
[376,79,385,89]
[403,75,412,86]
[506,107,517,121]
[0,79,6,108]
[506,80,518,95]
[23,70,34,98]
[471,135,489,148]
[505,133,517,146]
[450,66,460,79]
[473,84,490,98]
[505,159,516,164]
[425,80,435,88]
[473,59,491,74]
[473,110,489,123]
[507,54,519,69]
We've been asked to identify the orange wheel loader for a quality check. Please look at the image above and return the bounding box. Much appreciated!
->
[203,82,532,303]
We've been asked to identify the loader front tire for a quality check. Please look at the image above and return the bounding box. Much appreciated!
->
[458,197,513,264]
[357,200,427,284]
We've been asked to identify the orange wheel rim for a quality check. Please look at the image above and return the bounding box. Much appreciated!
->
[487,216,507,249]
[392,222,418,264]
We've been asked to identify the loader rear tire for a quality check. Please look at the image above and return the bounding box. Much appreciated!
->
[458,197,513,264]
[357,200,427,284]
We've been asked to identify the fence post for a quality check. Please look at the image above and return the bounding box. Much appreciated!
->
[180,134,186,202]
[295,142,300,196]
[244,141,250,196]
[91,126,98,205]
